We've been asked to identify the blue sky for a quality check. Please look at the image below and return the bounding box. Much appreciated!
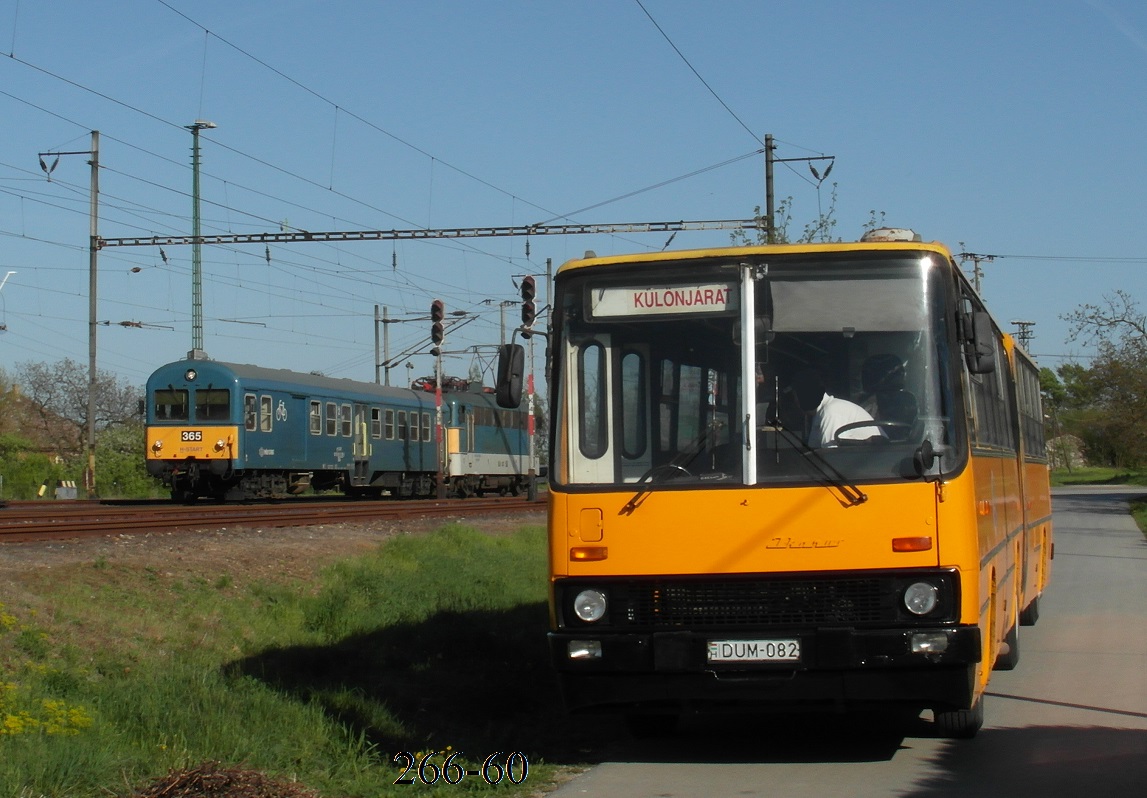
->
[2,0,1145,392]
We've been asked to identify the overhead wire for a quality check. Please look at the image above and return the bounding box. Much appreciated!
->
[1,3,784,379]
[633,0,760,145]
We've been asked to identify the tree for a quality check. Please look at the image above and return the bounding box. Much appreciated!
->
[730,186,881,247]
[97,420,163,498]
[1059,291,1147,467]
[14,358,140,459]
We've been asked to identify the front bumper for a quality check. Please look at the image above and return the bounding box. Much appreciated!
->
[551,625,981,714]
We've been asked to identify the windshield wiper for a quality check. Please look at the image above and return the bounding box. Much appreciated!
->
[771,423,868,508]
[620,419,726,515]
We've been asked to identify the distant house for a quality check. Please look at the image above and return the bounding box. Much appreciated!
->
[1046,434,1085,470]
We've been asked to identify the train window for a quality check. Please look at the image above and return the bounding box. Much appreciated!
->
[326,402,337,435]
[385,408,395,439]
[244,394,257,430]
[422,412,432,441]
[196,389,230,421]
[340,404,352,436]
[155,389,189,421]
[260,396,273,432]
[410,411,420,442]
[371,407,382,438]
[398,410,408,441]
[309,401,322,435]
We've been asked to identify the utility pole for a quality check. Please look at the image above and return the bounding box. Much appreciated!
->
[39,131,100,498]
[374,305,394,385]
[763,133,835,244]
[1011,320,1035,350]
[187,120,216,359]
[959,251,995,295]
[765,134,775,243]
[385,304,394,385]
[86,131,99,498]
[430,300,446,499]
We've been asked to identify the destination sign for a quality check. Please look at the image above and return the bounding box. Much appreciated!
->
[590,282,738,318]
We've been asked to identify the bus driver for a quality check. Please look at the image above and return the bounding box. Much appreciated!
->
[790,369,881,448]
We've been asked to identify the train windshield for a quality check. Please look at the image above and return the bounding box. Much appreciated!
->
[551,253,962,489]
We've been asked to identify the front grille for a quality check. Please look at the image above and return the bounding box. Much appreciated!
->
[609,576,894,628]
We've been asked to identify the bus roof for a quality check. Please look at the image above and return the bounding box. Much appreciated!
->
[555,237,956,277]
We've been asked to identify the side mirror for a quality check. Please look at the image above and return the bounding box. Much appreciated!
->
[964,310,996,374]
[914,440,936,475]
[495,343,525,408]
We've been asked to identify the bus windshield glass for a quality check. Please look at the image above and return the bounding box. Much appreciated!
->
[552,253,961,488]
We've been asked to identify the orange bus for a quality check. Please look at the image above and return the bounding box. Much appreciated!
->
[498,228,1051,738]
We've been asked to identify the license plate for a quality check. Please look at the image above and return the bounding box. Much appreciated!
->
[707,638,801,663]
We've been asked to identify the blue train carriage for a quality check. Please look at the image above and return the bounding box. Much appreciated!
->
[145,359,534,501]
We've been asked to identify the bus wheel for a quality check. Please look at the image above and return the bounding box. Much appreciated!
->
[994,620,1020,671]
[624,713,679,739]
[1019,595,1040,626]
[933,696,984,739]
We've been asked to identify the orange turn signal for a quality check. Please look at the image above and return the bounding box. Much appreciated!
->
[570,546,608,561]
[892,536,933,553]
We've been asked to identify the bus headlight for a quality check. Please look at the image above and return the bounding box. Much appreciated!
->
[903,581,939,615]
[572,589,607,623]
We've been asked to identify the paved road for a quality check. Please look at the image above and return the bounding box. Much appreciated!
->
[549,486,1147,798]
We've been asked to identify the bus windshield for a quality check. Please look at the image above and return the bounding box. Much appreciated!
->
[552,253,963,488]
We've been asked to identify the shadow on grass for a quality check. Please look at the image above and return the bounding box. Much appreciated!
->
[226,602,624,764]
[226,603,928,768]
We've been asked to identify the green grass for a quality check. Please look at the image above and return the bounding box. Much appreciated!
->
[1049,466,1147,487]
[0,524,610,797]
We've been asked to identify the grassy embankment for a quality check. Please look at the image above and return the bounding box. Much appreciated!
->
[0,523,609,797]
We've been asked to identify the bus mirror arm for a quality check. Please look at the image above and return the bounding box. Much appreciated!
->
[914,440,952,480]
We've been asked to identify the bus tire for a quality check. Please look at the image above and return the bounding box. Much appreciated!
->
[934,696,984,739]
[1019,594,1040,626]
[994,620,1019,670]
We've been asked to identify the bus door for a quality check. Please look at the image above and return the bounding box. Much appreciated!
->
[352,402,371,484]
[565,334,615,483]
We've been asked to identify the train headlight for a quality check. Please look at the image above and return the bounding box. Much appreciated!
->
[152,440,163,452]
[903,581,939,616]
[572,589,607,623]
[214,439,226,451]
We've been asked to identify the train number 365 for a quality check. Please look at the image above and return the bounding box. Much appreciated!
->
[181,431,203,442]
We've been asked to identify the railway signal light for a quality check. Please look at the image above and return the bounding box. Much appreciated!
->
[430,299,445,349]
[520,276,536,327]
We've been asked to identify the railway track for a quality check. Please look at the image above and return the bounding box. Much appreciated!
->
[0,496,545,544]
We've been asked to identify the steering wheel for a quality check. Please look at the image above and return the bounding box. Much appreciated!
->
[832,419,911,445]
